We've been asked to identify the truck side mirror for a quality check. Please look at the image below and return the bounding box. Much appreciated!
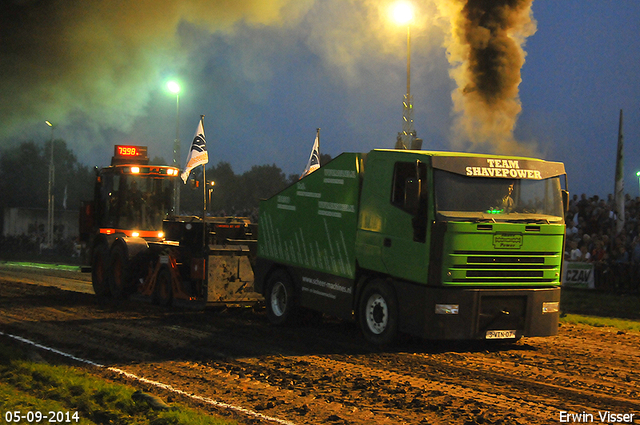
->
[410,138,423,150]
[404,178,420,215]
[562,190,569,214]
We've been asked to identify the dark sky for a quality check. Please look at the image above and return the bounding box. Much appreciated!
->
[1,0,638,198]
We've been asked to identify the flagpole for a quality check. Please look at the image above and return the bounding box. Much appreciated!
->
[200,115,207,249]
[614,109,624,236]
[316,128,320,162]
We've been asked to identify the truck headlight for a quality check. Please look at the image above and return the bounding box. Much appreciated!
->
[435,304,459,315]
[542,302,559,314]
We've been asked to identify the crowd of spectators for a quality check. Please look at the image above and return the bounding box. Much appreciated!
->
[565,193,640,292]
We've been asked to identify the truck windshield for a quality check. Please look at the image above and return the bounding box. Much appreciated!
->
[102,173,175,230]
[433,169,564,222]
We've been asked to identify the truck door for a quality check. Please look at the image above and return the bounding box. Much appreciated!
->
[381,160,429,283]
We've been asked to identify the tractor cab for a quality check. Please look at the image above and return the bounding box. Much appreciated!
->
[80,145,179,241]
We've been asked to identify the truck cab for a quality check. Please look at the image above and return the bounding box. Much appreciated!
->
[356,150,566,340]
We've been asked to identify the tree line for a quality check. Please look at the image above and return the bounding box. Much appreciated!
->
[173,152,331,217]
[0,140,332,225]
[0,140,94,216]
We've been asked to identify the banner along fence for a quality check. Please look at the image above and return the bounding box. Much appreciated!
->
[563,261,639,293]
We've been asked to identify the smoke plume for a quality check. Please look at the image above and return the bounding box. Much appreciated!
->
[0,0,311,140]
[437,0,537,154]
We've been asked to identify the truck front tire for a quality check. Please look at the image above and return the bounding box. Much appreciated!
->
[265,270,297,325]
[358,279,399,345]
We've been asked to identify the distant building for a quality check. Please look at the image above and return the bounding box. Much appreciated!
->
[2,207,78,240]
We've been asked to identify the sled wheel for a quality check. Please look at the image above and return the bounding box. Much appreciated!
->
[265,269,297,325]
[154,267,173,307]
[358,279,399,345]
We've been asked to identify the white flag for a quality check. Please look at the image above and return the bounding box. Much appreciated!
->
[181,117,208,184]
[301,130,320,178]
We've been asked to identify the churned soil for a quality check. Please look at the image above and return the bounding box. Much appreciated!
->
[1,266,639,425]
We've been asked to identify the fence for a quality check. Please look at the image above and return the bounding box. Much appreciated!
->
[563,260,640,293]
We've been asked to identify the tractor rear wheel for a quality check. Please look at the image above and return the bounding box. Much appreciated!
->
[108,244,131,299]
[91,244,110,298]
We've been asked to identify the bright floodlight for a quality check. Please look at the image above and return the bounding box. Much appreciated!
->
[167,81,180,94]
[392,2,413,25]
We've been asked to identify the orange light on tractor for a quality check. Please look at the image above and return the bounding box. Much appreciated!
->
[99,228,163,238]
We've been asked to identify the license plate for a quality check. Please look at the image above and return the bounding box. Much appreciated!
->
[486,330,517,339]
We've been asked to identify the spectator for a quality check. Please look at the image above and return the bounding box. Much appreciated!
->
[569,240,581,261]
[631,237,640,264]
[591,240,607,263]
[576,193,588,216]
[615,245,629,264]
[578,242,592,262]
[566,220,578,239]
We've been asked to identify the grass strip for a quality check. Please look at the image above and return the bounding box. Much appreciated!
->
[0,344,236,425]
[560,314,640,333]
[560,288,640,321]
[0,261,80,272]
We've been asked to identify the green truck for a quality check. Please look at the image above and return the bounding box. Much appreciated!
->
[254,149,567,344]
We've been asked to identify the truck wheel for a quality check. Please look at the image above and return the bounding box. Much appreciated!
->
[91,244,110,298]
[265,270,296,325]
[154,268,173,307]
[108,244,131,299]
[358,279,399,345]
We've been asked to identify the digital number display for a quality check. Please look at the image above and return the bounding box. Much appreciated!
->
[114,145,147,158]
[118,146,138,156]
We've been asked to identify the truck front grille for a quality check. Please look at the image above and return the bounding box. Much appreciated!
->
[449,250,561,284]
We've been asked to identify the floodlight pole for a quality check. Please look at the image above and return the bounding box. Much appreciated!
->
[174,91,181,214]
[395,21,417,149]
[45,121,55,248]
[167,80,181,215]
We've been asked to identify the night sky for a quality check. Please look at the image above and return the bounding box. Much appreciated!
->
[1,0,638,199]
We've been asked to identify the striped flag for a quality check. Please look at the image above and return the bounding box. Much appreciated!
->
[181,116,208,184]
[301,129,320,178]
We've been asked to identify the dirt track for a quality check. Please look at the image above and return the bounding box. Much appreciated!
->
[1,266,639,425]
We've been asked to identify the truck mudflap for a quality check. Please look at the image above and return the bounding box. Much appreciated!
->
[394,283,561,340]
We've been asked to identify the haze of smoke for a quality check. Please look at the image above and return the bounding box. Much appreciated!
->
[437,0,537,155]
[0,0,312,141]
[304,0,441,87]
